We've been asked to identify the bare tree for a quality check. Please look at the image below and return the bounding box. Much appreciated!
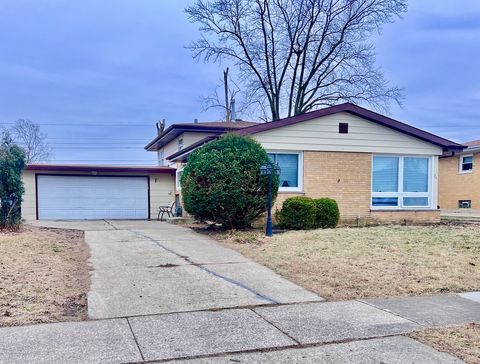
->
[10,119,52,163]
[202,67,246,121]
[186,0,406,121]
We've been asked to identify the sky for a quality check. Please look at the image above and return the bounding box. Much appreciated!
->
[0,0,479,165]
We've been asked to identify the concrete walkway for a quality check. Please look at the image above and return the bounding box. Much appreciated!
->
[2,220,479,363]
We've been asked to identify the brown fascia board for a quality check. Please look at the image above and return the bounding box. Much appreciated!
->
[236,103,464,152]
[25,164,176,174]
[145,124,239,151]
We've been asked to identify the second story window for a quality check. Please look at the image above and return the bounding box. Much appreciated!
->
[158,150,164,166]
[460,154,473,173]
[178,138,184,151]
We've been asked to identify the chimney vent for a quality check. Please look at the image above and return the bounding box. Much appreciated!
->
[194,118,198,124]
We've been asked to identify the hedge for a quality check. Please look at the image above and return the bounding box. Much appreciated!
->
[278,196,340,230]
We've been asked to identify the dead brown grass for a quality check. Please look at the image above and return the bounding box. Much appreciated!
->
[207,223,480,300]
[0,225,90,327]
[409,323,480,364]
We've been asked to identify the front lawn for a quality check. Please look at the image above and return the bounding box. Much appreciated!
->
[0,226,90,326]
[408,324,480,364]
[207,223,480,300]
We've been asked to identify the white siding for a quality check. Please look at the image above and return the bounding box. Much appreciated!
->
[251,112,443,156]
[161,132,213,166]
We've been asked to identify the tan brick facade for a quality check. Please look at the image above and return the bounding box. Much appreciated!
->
[439,152,480,209]
[273,151,440,225]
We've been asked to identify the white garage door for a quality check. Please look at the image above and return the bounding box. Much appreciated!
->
[37,175,149,220]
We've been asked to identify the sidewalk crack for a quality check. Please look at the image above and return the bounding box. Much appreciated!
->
[126,317,145,362]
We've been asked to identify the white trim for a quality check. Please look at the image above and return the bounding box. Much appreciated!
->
[371,154,434,210]
[267,150,303,192]
[459,154,473,174]
[175,168,184,190]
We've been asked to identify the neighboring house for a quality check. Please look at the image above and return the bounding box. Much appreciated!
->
[146,103,463,225]
[438,139,480,209]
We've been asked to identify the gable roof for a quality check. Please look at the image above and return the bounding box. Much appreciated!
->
[464,139,480,148]
[144,120,257,151]
[236,103,463,151]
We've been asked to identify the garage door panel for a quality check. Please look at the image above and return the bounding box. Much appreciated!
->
[37,175,149,220]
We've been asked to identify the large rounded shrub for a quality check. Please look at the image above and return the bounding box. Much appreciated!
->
[278,196,317,230]
[181,134,279,228]
[314,198,340,228]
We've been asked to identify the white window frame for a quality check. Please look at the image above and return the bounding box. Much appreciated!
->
[267,150,303,193]
[176,168,183,190]
[158,150,164,166]
[371,155,434,210]
[459,154,473,174]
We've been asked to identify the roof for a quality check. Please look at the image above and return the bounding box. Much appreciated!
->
[464,139,480,147]
[25,164,175,174]
[145,120,257,151]
[236,103,463,151]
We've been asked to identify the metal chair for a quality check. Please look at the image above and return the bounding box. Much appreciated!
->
[157,201,175,221]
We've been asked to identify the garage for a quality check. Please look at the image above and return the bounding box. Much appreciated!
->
[37,175,149,220]
[21,165,176,221]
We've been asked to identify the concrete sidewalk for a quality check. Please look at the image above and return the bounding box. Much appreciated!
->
[5,220,478,363]
[1,294,478,363]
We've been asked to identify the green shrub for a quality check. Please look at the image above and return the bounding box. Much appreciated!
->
[314,198,340,228]
[181,134,279,228]
[0,131,26,229]
[278,196,316,230]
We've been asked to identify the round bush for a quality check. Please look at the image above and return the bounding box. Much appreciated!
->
[314,198,340,228]
[181,134,279,228]
[278,197,317,230]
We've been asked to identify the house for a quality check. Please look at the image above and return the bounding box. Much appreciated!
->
[438,139,480,210]
[146,103,463,225]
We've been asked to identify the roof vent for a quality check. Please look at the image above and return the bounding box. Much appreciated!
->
[194,118,198,124]
[339,123,349,134]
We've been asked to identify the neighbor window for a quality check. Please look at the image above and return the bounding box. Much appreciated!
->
[178,138,184,151]
[371,155,432,209]
[460,155,473,173]
[267,152,302,191]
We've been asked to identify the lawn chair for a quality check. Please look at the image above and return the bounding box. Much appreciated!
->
[157,201,175,221]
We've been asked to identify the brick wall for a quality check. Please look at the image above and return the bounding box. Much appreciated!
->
[438,153,480,209]
[273,151,439,225]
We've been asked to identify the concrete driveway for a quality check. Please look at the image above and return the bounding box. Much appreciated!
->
[31,220,322,319]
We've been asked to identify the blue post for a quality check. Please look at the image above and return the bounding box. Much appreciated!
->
[266,170,273,237]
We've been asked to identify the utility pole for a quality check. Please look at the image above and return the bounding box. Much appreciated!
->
[223,68,230,122]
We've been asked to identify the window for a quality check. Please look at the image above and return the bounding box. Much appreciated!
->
[267,152,302,191]
[178,138,184,151]
[460,155,473,173]
[176,169,183,190]
[458,200,471,208]
[371,155,432,209]
[158,150,164,166]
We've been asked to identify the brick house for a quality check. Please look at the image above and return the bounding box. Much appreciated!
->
[439,140,480,210]
[145,103,463,225]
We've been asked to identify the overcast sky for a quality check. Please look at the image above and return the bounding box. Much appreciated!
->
[1,1,479,165]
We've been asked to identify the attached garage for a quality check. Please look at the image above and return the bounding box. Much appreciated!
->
[22,165,176,221]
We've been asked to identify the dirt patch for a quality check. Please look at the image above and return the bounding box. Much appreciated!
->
[207,224,480,300]
[409,323,480,364]
[0,225,90,327]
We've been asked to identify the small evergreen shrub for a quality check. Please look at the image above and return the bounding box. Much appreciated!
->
[314,198,340,228]
[278,197,316,230]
